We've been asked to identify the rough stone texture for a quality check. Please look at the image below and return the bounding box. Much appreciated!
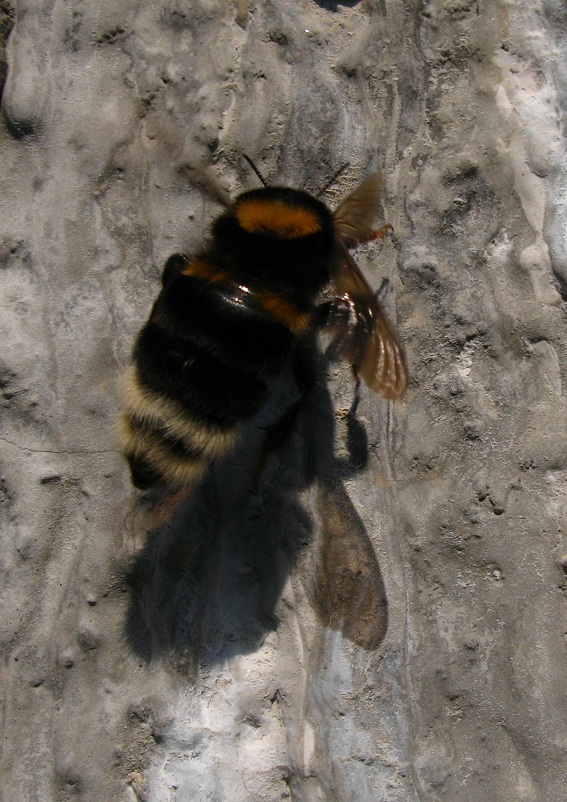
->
[1,1,566,800]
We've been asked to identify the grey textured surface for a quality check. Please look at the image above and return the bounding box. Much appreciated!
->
[1,1,566,800]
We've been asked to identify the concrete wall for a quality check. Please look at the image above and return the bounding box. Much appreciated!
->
[1,1,566,800]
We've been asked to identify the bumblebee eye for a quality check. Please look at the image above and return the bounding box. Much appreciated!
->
[235,199,321,239]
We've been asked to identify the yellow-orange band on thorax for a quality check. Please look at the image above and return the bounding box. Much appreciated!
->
[181,258,311,334]
[182,258,230,285]
[258,292,312,334]
[235,199,321,239]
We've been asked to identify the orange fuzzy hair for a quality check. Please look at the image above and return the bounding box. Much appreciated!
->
[235,199,321,238]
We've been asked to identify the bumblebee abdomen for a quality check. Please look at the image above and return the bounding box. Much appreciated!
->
[162,260,297,376]
[117,366,240,489]
[134,321,269,428]
[118,258,300,488]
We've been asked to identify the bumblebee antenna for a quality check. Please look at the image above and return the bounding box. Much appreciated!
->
[316,163,350,198]
[243,154,268,187]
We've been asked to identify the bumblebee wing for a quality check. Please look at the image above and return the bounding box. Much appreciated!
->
[332,173,385,247]
[327,240,407,400]
[358,307,408,399]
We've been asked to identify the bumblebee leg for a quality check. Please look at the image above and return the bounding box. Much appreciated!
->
[317,298,363,410]
[367,223,393,242]
[161,253,188,286]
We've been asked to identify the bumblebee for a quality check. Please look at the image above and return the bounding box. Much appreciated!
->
[117,169,407,490]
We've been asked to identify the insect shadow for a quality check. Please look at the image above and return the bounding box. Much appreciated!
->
[312,0,363,10]
[123,343,388,670]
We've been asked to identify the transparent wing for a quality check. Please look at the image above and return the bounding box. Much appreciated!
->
[327,239,407,400]
[332,173,386,248]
